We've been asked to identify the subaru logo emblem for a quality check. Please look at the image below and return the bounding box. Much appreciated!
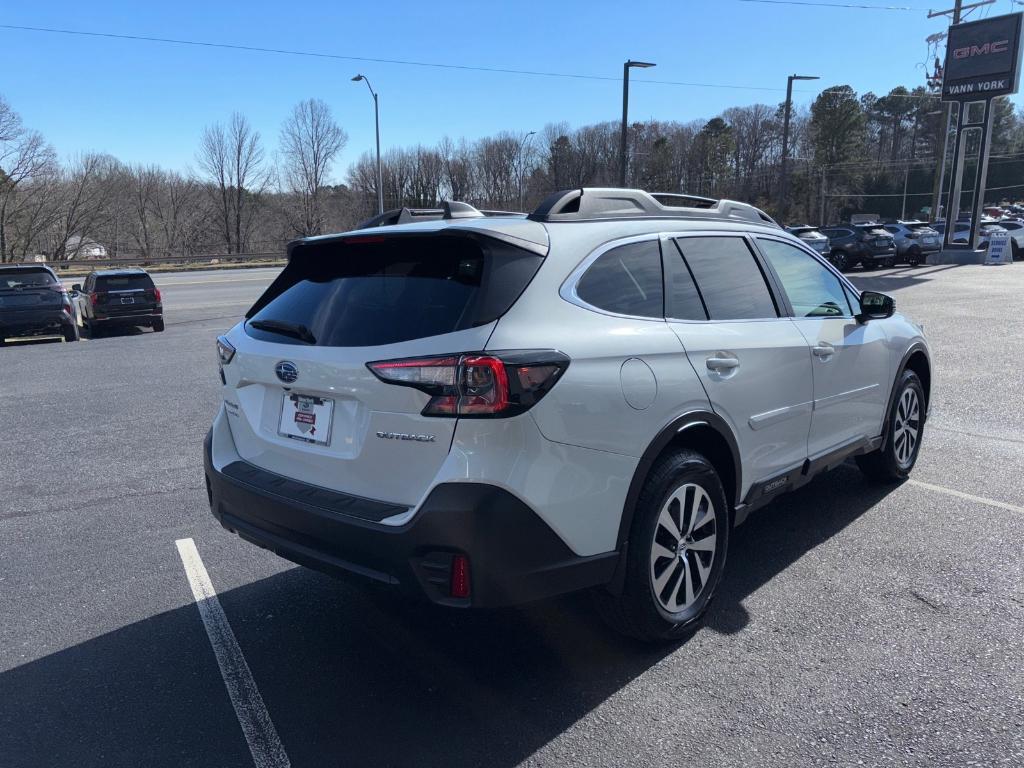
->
[275,361,298,384]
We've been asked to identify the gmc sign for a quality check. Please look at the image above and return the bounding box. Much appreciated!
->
[942,12,1023,100]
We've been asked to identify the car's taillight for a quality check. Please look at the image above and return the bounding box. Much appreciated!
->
[90,292,103,305]
[367,350,569,418]
[153,288,162,303]
[450,554,470,599]
[216,336,236,366]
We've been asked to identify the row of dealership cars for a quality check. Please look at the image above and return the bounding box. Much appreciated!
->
[0,264,163,345]
[786,208,1024,271]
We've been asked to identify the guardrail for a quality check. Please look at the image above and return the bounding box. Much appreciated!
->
[64,253,282,267]
[47,252,284,270]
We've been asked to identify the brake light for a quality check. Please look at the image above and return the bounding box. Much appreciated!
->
[153,288,162,303]
[450,554,470,599]
[90,292,103,305]
[367,351,569,418]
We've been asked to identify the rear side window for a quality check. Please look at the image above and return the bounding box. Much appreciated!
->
[664,242,707,320]
[575,240,664,319]
[246,234,543,347]
[96,274,154,291]
[674,236,778,320]
[0,268,56,289]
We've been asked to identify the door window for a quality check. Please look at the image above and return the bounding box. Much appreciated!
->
[575,240,664,319]
[673,237,777,320]
[758,239,852,317]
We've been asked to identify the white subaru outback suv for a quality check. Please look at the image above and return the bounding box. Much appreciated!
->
[205,188,930,642]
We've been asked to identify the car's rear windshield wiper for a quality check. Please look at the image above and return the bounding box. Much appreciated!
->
[248,319,317,344]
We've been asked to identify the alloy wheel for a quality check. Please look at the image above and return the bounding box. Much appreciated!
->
[649,483,717,613]
[893,387,921,469]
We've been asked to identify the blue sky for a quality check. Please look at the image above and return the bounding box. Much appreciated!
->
[1,0,1019,179]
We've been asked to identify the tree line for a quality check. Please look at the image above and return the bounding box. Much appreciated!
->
[2,84,1023,263]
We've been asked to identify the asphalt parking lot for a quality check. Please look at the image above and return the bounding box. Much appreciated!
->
[1,263,1022,767]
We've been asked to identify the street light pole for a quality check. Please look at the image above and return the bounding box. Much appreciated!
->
[619,60,656,188]
[517,131,536,212]
[352,74,384,215]
[780,74,820,221]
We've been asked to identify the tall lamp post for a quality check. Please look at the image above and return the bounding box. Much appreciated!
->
[779,74,819,221]
[619,60,656,187]
[352,74,384,215]
[517,131,536,211]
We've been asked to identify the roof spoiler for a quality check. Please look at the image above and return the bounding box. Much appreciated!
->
[356,202,523,229]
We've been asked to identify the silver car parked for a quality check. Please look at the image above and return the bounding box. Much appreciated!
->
[883,221,942,267]
[205,188,932,642]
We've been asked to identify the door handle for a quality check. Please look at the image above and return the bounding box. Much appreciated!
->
[812,343,835,359]
[706,353,740,372]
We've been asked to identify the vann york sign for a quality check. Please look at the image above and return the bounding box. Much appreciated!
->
[942,12,1024,100]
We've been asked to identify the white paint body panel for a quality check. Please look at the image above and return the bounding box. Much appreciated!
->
[791,316,891,456]
[667,318,814,495]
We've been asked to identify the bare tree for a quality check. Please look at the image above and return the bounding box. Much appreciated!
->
[48,153,120,261]
[197,112,270,253]
[279,99,347,237]
[0,97,57,261]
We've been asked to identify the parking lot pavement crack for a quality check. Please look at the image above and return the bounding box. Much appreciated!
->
[928,424,1024,446]
[908,589,944,613]
[0,483,204,522]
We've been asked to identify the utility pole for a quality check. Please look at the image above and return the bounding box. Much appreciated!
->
[901,165,910,220]
[926,0,995,221]
[780,74,819,222]
[619,60,656,187]
[820,166,827,225]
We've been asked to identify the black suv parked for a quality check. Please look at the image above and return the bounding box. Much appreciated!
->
[72,268,164,336]
[819,224,897,271]
[0,264,78,345]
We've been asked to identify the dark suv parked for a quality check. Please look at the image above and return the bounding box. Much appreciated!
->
[819,224,897,271]
[0,264,78,345]
[72,268,164,336]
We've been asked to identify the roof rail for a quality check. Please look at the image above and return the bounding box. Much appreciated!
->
[357,202,523,230]
[528,188,779,227]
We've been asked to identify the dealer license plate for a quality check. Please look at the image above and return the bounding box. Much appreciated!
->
[278,393,333,445]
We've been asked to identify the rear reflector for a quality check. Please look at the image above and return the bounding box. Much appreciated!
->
[368,350,569,418]
[450,554,470,599]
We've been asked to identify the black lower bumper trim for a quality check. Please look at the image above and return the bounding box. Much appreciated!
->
[204,431,618,607]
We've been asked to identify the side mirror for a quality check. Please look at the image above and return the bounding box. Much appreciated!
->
[858,290,895,321]
[71,284,82,293]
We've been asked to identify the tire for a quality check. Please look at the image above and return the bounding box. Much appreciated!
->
[63,325,79,343]
[907,248,922,267]
[862,260,878,271]
[594,449,730,643]
[856,369,925,483]
[153,318,165,333]
[830,250,850,272]
[884,257,896,268]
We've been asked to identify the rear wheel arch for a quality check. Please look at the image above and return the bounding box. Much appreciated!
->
[616,413,740,549]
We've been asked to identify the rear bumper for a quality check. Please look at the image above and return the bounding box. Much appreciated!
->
[0,310,74,339]
[92,310,161,326]
[204,430,618,607]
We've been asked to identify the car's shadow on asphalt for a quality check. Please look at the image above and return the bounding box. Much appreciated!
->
[848,264,959,293]
[0,465,896,768]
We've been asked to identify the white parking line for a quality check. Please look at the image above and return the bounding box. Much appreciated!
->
[908,479,1024,515]
[175,538,291,768]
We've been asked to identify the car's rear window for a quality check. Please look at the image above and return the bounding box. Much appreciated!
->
[96,274,154,291]
[245,233,543,347]
[0,268,56,289]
